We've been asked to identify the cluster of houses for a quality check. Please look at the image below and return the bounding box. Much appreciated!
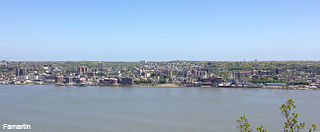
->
[0,60,319,89]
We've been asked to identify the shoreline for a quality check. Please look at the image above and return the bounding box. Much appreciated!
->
[1,84,319,90]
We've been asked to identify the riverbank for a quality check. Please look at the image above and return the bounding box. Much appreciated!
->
[1,83,319,90]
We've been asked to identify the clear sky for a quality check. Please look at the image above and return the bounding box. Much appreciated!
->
[0,0,319,61]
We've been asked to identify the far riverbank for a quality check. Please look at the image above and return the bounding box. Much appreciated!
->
[1,83,319,90]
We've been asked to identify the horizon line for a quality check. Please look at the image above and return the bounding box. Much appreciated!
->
[2,60,320,63]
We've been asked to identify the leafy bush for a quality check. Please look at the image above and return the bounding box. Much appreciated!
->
[237,99,318,132]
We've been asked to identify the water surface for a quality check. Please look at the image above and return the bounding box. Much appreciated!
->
[0,85,319,132]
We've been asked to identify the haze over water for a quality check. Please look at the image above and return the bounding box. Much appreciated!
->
[0,85,319,132]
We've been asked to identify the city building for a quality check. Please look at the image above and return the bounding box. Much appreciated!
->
[98,62,104,71]
[121,77,134,85]
[77,66,88,74]
[15,68,26,76]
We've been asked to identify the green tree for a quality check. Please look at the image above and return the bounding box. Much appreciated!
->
[236,115,252,132]
[237,99,318,132]
[309,124,318,132]
[256,126,267,132]
[279,99,305,132]
[236,115,267,132]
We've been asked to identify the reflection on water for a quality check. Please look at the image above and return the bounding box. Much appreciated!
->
[0,85,319,132]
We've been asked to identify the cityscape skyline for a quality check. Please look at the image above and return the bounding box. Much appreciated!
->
[1,0,319,61]
[1,60,319,89]
[1,1,320,132]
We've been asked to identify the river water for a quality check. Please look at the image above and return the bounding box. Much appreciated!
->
[0,85,319,132]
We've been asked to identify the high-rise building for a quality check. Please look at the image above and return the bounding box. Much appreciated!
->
[15,69,19,76]
[140,60,147,63]
[276,68,283,74]
[98,62,104,71]
[15,68,26,76]
[77,66,88,74]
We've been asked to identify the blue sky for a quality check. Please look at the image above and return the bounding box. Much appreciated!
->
[0,0,319,61]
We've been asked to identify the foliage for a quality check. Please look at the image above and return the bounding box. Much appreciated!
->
[256,126,267,132]
[236,115,267,132]
[309,124,318,132]
[96,72,105,76]
[249,78,284,84]
[280,99,305,132]
[287,81,309,85]
[159,76,166,84]
[236,115,253,132]
[135,79,151,84]
[237,99,318,132]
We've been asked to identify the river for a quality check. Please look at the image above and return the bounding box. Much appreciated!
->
[0,85,319,131]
